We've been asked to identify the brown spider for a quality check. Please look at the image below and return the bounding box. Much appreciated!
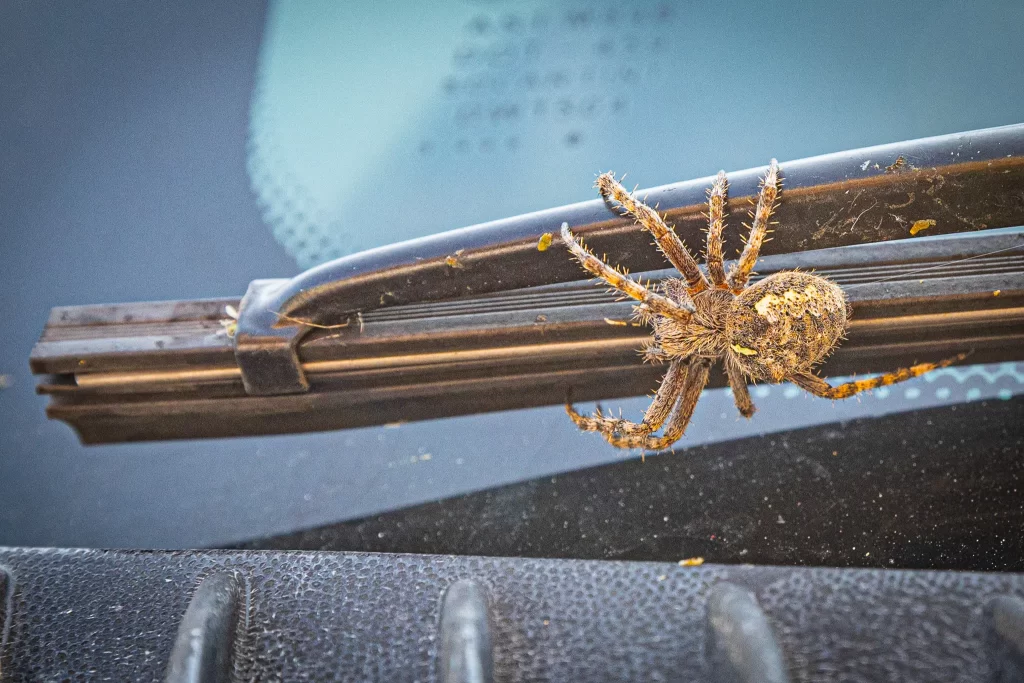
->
[562,160,966,450]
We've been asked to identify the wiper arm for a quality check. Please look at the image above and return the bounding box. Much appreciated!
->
[30,125,1024,443]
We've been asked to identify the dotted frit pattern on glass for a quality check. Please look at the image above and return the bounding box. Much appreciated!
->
[247,0,682,269]
[248,89,353,268]
[420,4,676,160]
[247,0,1024,269]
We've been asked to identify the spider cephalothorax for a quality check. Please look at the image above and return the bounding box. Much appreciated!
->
[562,160,965,450]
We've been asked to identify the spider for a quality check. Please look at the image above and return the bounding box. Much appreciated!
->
[561,160,966,450]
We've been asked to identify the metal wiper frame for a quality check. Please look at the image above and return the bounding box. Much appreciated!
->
[31,124,1024,443]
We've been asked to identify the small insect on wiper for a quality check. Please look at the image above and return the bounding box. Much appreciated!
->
[561,161,967,451]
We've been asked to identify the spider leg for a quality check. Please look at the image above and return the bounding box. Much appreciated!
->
[705,171,729,287]
[603,359,711,451]
[561,223,693,320]
[566,361,686,439]
[595,172,709,294]
[724,355,756,418]
[727,159,780,292]
[788,353,968,400]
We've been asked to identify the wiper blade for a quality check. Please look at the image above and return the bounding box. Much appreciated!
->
[229,124,1024,395]
[30,125,1024,443]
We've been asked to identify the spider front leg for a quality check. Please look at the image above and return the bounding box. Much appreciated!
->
[560,223,693,320]
[567,361,686,441]
[705,171,729,287]
[788,353,968,400]
[595,172,709,294]
[727,159,779,292]
[603,359,711,451]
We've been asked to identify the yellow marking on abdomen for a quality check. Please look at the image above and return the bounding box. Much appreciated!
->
[754,285,822,322]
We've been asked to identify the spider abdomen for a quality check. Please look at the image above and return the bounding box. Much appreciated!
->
[727,271,848,382]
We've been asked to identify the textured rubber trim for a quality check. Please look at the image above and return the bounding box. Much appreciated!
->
[1,548,1024,681]
[0,565,13,680]
[164,571,246,683]
[438,580,493,683]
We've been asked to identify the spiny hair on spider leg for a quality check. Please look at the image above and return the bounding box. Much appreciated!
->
[633,307,654,325]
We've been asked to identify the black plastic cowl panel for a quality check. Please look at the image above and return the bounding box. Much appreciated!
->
[1,548,1024,681]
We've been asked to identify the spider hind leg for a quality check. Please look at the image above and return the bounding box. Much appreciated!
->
[725,355,756,418]
[602,359,711,450]
[567,361,686,441]
[789,353,968,400]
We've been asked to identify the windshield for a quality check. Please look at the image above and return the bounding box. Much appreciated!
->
[1,0,1022,555]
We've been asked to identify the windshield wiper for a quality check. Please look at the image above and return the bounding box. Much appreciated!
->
[30,125,1024,443]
